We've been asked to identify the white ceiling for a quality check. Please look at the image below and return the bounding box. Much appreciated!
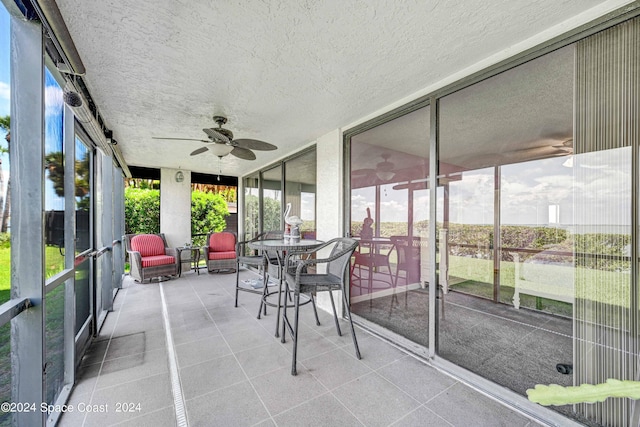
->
[55,0,617,178]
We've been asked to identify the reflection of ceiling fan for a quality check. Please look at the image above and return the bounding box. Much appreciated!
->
[552,138,573,149]
[153,116,277,160]
[352,153,396,181]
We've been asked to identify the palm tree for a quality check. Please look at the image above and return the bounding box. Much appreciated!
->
[0,115,9,233]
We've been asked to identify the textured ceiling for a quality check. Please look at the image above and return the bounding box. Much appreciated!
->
[55,0,615,178]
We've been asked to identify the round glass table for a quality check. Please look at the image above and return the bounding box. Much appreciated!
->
[248,238,324,337]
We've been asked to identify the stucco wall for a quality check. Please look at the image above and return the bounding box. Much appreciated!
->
[160,168,192,247]
[315,129,346,315]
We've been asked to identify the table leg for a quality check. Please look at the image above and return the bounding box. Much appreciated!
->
[274,251,284,338]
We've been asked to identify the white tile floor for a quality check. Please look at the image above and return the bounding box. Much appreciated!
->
[59,269,540,427]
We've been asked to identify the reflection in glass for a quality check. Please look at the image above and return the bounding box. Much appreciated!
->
[243,174,260,239]
[285,149,316,239]
[75,138,91,253]
[262,166,282,232]
[75,258,90,335]
[349,106,430,347]
[44,70,65,278]
[501,157,573,315]
[438,45,576,419]
[45,285,65,405]
[446,168,494,299]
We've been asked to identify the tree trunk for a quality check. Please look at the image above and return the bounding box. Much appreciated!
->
[0,159,4,232]
[1,177,9,233]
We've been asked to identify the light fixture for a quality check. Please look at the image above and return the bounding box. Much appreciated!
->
[209,143,234,157]
[375,153,395,181]
[63,81,82,107]
[562,156,574,168]
[175,171,184,183]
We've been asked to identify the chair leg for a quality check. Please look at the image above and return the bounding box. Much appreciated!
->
[342,286,361,360]
[328,290,342,336]
[234,264,240,308]
[262,269,269,316]
[257,268,269,319]
[291,290,301,376]
[281,278,290,343]
[311,293,320,326]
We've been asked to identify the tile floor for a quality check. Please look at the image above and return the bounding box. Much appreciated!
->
[58,268,541,427]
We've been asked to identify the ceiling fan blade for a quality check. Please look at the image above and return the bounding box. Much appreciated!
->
[230,146,256,160]
[152,137,209,142]
[352,168,375,176]
[203,128,230,143]
[232,138,277,151]
[540,130,573,141]
[190,147,209,156]
[552,138,573,149]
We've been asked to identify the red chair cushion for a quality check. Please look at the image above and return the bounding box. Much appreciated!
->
[141,255,175,267]
[131,234,166,257]
[209,232,236,252]
[208,251,236,260]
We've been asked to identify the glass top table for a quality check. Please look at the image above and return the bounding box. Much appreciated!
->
[248,238,324,337]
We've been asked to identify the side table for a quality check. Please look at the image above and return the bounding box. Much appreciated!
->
[177,246,200,276]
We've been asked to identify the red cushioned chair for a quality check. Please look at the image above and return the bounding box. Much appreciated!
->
[124,233,179,282]
[204,231,237,273]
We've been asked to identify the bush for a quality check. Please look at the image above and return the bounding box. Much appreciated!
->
[0,233,9,249]
[191,191,229,246]
[125,188,230,246]
[124,188,160,234]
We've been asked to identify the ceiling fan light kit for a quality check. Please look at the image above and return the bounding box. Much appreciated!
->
[209,144,235,157]
[152,115,278,161]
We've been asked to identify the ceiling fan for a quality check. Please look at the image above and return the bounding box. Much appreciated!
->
[153,116,277,160]
[352,153,396,182]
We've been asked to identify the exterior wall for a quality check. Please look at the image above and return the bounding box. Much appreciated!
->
[160,168,191,247]
[315,129,345,315]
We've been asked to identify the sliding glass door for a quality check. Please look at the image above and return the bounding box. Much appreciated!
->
[347,16,639,426]
[348,106,431,348]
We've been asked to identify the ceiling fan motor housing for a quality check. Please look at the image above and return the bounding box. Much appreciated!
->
[214,127,233,141]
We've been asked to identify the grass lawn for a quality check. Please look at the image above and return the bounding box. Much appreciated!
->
[0,248,8,305]
[0,246,67,305]
[448,255,630,319]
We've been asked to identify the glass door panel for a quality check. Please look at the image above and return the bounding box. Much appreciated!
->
[261,165,282,232]
[349,106,430,348]
[43,69,67,408]
[243,174,260,239]
[285,149,316,239]
[438,45,576,420]
[74,136,92,341]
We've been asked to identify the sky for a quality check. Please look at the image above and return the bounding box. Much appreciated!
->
[0,5,65,211]
[351,150,632,233]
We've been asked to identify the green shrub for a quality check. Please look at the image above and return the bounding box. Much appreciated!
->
[124,188,160,234]
[191,191,229,246]
[124,188,231,246]
[0,233,9,249]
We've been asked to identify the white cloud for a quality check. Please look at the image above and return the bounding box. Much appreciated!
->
[0,82,9,100]
[45,85,63,117]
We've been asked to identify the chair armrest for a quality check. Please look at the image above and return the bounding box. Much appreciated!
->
[235,240,252,256]
[127,250,142,263]
[293,251,347,281]
[290,239,358,283]
[165,247,178,259]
